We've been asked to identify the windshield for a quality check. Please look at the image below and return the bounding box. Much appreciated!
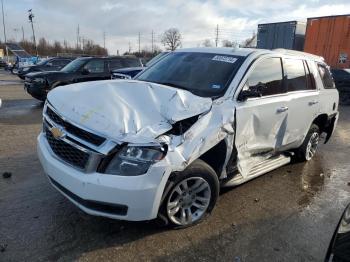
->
[37,58,50,66]
[146,52,169,67]
[122,58,142,67]
[137,52,244,97]
[61,58,87,73]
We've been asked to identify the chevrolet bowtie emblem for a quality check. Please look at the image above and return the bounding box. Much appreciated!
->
[50,127,65,139]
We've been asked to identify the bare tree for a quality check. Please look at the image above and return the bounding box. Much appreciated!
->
[161,28,182,51]
[241,32,257,48]
[202,39,213,47]
[222,39,238,48]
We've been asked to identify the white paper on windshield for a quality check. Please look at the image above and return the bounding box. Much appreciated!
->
[212,55,237,64]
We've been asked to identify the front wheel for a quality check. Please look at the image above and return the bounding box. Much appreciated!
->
[160,159,219,228]
[295,124,320,162]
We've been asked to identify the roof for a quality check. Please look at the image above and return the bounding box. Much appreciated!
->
[273,48,324,61]
[174,47,261,57]
[307,14,350,20]
[174,47,324,62]
[258,20,305,26]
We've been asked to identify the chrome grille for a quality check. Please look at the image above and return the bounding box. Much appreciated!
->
[44,124,90,170]
[46,106,106,146]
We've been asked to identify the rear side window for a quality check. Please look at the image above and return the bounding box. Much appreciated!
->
[109,60,123,70]
[245,57,284,96]
[317,64,335,89]
[283,58,308,92]
[83,60,105,73]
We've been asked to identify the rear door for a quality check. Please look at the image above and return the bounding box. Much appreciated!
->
[235,56,289,175]
[283,58,320,148]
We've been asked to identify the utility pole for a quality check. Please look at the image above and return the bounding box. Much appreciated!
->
[21,26,24,42]
[13,28,19,42]
[151,30,154,53]
[128,41,131,53]
[1,0,8,62]
[215,24,219,47]
[138,32,141,54]
[76,24,80,49]
[28,9,38,56]
[103,31,106,49]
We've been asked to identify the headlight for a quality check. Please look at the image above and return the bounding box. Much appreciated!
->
[105,145,167,176]
[22,67,30,72]
[33,78,45,83]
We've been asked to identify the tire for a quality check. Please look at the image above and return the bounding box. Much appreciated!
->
[159,159,219,228]
[294,124,320,162]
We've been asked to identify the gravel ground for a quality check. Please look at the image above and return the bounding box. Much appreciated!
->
[0,70,349,262]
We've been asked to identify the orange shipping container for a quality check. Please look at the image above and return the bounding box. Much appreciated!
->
[304,14,350,69]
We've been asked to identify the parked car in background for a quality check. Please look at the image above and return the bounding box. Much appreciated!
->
[331,69,350,89]
[331,68,350,104]
[111,52,169,79]
[24,56,142,101]
[38,48,338,228]
[325,203,350,261]
[0,58,7,68]
[17,57,74,80]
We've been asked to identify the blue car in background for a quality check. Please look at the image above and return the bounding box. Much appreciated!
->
[111,52,169,79]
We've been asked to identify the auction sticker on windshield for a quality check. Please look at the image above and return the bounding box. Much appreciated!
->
[212,55,237,64]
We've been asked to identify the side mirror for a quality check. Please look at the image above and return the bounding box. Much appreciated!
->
[81,68,90,75]
[238,89,262,101]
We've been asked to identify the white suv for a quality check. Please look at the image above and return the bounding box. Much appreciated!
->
[37,48,339,227]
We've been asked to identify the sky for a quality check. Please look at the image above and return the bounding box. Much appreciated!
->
[2,0,350,55]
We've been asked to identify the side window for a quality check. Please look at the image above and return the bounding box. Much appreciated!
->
[317,63,335,89]
[304,61,316,90]
[83,60,105,73]
[108,60,123,70]
[245,57,284,96]
[283,58,308,92]
[51,60,62,66]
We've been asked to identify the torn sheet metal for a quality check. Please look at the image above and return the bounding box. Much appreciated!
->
[156,98,236,177]
[47,80,212,143]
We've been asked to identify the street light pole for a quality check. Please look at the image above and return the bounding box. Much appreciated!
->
[1,0,9,62]
[28,9,38,56]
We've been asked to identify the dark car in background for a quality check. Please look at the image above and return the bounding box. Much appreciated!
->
[0,58,6,68]
[24,56,142,101]
[17,57,74,80]
[331,69,350,104]
[111,52,169,79]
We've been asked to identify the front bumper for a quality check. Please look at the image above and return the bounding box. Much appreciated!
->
[24,81,47,100]
[37,133,170,221]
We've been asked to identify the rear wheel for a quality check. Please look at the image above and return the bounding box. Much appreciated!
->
[160,159,219,228]
[295,124,320,162]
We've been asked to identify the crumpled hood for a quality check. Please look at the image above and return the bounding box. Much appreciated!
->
[47,80,212,143]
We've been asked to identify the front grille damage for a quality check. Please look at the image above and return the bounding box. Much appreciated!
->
[44,124,90,169]
[46,106,106,146]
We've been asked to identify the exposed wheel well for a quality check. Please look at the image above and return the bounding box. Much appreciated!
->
[199,139,227,177]
[312,114,328,133]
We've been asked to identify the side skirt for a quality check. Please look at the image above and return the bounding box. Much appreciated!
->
[222,154,291,187]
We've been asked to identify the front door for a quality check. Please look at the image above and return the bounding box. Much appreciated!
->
[76,59,107,82]
[235,57,289,176]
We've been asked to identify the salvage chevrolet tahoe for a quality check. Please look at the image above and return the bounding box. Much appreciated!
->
[37,48,339,227]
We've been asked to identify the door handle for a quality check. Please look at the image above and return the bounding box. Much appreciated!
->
[309,101,319,106]
[276,106,288,113]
